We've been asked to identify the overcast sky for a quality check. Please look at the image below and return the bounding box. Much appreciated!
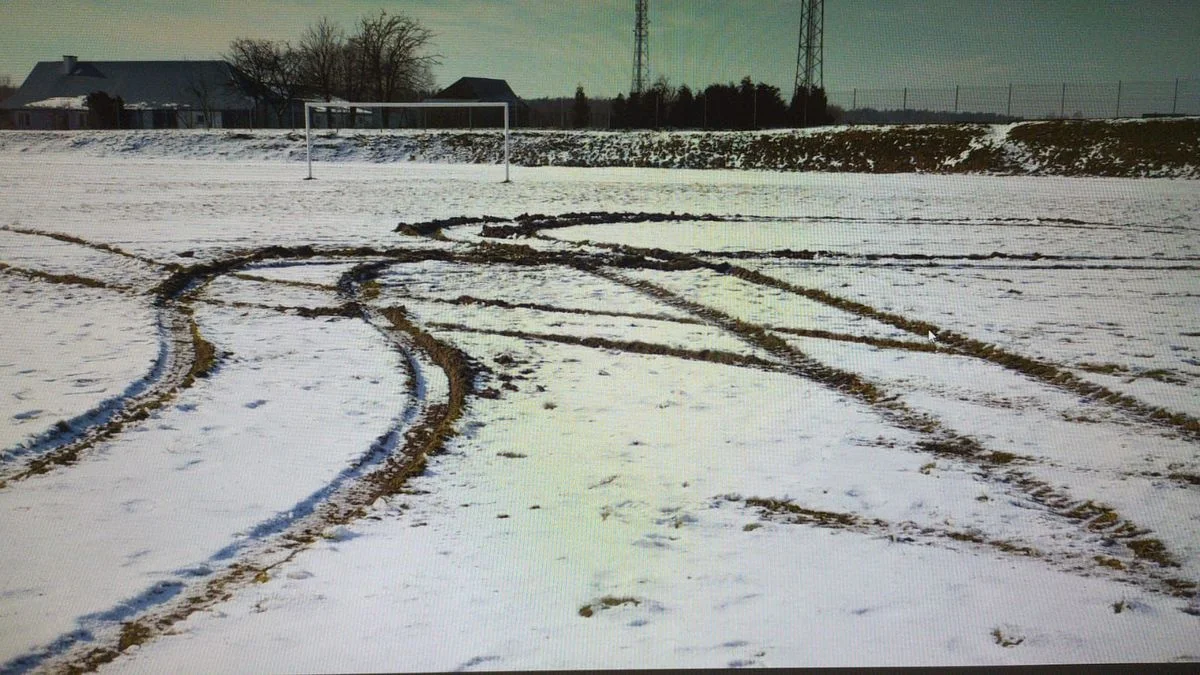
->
[2,0,1198,98]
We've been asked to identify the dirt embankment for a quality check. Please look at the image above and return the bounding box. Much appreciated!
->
[1,118,1196,177]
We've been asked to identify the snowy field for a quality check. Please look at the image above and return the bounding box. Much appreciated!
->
[1,147,1198,672]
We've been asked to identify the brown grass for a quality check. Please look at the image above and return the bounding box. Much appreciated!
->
[745,497,867,529]
[579,596,641,618]
[292,303,362,319]
[1007,119,1200,177]
[116,621,153,652]
[1077,362,1130,375]
[769,325,940,353]
[991,628,1024,648]
[0,262,118,290]
[3,225,168,267]
[1126,538,1179,567]
[441,293,705,325]
[1167,472,1200,487]
[231,271,337,291]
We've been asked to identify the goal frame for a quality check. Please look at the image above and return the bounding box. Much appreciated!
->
[303,101,511,182]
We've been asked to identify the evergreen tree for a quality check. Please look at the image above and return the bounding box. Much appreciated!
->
[669,84,695,128]
[755,82,789,127]
[85,91,124,128]
[572,85,590,129]
[611,93,627,129]
[738,76,756,129]
[627,91,644,129]
[790,86,834,127]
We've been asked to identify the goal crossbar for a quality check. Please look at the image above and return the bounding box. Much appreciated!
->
[304,101,511,182]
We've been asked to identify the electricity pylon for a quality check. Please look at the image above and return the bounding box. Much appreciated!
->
[632,0,649,95]
[794,0,824,100]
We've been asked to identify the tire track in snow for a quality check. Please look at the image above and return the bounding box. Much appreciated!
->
[502,212,1200,441]
[709,261,1200,442]
[1,226,174,270]
[0,305,194,488]
[587,265,1197,601]
[32,257,473,674]
[0,230,195,485]
[8,228,1196,671]
[0,262,127,292]
[431,215,1200,596]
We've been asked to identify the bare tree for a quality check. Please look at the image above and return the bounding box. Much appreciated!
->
[349,10,440,126]
[186,75,217,129]
[299,17,344,128]
[270,43,304,128]
[226,38,304,128]
[226,38,277,126]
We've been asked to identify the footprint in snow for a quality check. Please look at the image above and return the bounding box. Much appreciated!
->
[244,399,268,409]
[12,409,43,420]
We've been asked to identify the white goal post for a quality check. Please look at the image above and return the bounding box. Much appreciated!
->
[303,101,511,182]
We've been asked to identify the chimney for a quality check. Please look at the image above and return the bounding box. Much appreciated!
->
[63,55,77,75]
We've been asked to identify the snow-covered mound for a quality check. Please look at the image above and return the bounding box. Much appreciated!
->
[1,117,1196,177]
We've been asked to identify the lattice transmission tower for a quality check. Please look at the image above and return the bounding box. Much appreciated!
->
[631,0,649,95]
[794,0,824,99]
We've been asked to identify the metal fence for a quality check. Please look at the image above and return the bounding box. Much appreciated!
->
[826,78,1199,120]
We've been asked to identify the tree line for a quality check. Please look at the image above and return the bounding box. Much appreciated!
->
[226,10,440,127]
[604,76,832,130]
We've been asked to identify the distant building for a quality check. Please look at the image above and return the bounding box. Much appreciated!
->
[426,77,529,127]
[0,56,257,130]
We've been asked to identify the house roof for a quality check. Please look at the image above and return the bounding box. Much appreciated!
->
[429,77,525,107]
[0,59,256,111]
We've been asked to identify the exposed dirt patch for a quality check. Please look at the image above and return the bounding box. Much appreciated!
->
[1007,119,1200,177]
[578,596,641,618]
[2,225,172,268]
[0,261,124,291]
[438,293,705,325]
[427,322,781,372]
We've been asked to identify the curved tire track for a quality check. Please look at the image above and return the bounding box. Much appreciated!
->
[36,257,475,674]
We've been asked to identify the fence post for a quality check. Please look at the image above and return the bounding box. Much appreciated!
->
[1007,83,1012,117]
[1115,80,1122,118]
[1060,82,1066,118]
[902,87,907,110]
[852,88,856,109]
[1173,78,1179,115]
[953,85,959,113]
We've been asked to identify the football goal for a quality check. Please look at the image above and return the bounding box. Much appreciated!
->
[303,101,511,182]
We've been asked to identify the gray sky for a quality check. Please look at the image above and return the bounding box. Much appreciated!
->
[2,0,1198,98]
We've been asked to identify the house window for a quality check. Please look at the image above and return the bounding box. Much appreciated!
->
[17,111,32,128]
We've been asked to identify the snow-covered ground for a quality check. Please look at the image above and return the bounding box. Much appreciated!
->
[0,142,1198,672]
[0,121,1196,177]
